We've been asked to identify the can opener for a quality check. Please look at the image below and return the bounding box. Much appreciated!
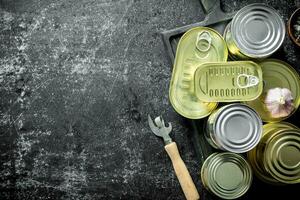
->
[148,115,200,200]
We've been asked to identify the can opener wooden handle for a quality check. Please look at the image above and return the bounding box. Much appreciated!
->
[165,142,200,200]
[148,115,200,200]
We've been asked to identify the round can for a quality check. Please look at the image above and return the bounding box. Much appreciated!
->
[205,103,262,153]
[201,152,253,199]
[244,59,300,122]
[224,3,285,60]
[248,122,300,184]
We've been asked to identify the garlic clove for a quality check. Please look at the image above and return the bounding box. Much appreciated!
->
[264,87,295,118]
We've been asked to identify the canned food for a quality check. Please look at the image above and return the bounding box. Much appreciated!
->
[201,152,252,199]
[205,103,262,153]
[194,61,263,102]
[169,27,228,119]
[224,3,285,60]
[248,122,300,184]
[245,59,300,122]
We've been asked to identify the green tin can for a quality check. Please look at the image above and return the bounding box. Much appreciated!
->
[201,152,253,199]
[205,103,262,153]
[248,122,300,184]
[224,3,285,60]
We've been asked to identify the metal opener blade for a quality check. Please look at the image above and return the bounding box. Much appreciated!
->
[148,115,200,200]
[148,115,172,144]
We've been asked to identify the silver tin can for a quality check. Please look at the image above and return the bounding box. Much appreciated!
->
[224,3,285,60]
[205,103,263,153]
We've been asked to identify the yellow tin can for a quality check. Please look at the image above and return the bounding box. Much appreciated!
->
[201,152,253,199]
[169,27,228,119]
[248,122,300,184]
[244,59,300,122]
[194,61,263,102]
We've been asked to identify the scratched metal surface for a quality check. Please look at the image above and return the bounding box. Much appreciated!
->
[0,0,299,200]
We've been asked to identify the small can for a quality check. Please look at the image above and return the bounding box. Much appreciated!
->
[205,103,262,153]
[224,3,285,60]
[248,122,300,184]
[201,152,253,199]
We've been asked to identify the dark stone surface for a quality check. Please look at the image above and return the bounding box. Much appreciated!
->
[0,0,299,199]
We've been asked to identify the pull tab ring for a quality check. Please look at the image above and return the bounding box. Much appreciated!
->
[196,31,212,52]
[237,74,259,88]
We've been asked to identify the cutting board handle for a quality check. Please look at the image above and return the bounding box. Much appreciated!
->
[165,142,200,200]
[200,0,220,14]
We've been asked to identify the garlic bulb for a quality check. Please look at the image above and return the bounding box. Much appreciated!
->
[264,88,295,118]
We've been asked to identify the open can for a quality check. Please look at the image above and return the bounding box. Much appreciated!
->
[248,122,300,184]
[224,3,285,60]
[201,152,253,199]
[205,103,262,153]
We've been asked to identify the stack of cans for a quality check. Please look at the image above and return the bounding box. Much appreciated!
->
[169,3,300,199]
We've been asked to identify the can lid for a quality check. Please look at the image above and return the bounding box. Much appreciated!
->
[201,152,252,199]
[265,129,300,184]
[169,27,228,119]
[244,59,300,122]
[194,61,263,102]
[231,3,285,58]
[214,104,262,153]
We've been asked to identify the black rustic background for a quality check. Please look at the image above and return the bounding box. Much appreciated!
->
[0,0,299,199]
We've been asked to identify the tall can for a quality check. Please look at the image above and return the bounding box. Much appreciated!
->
[248,122,300,184]
[224,3,285,60]
[205,103,262,153]
[201,152,253,199]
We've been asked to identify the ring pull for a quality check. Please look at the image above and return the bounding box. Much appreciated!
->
[237,74,259,88]
[196,31,212,52]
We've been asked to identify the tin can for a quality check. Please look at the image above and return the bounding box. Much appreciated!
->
[248,122,300,184]
[194,61,263,102]
[201,152,253,199]
[205,103,262,153]
[169,27,228,119]
[224,3,285,60]
[245,59,300,122]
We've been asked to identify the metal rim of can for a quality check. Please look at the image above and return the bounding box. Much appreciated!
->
[212,103,263,153]
[230,3,285,59]
[259,125,290,147]
[247,122,300,184]
[201,152,252,199]
[261,122,298,139]
[264,128,300,184]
